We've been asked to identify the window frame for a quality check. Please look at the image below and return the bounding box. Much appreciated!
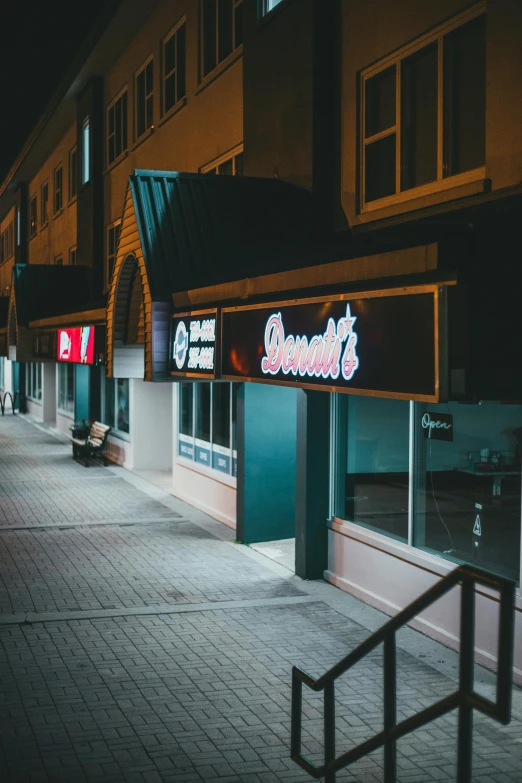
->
[201,0,243,80]
[101,371,130,438]
[40,181,49,226]
[81,117,90,185]
[161,18,187,117]
[56,362,75,416]
[69,246,77,266]
[53,165,63,214]
[135,55,154,140]
[68,145,78,201]
[29,196,37,238]
[200,144,244,175]
[107,87,128,165]
[25,362,42,402]
[106,220,121,291]
[359,2,486,213]
[177,381,238,484]
[259,0,285,17]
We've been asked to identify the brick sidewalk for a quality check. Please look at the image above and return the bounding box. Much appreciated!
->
[1,415,521,782]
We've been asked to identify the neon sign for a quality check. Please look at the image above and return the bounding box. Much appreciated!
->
[261,304,359,381]
[57,326,95,364]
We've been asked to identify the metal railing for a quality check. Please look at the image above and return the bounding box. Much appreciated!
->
[291,564,515,783]
[0,389,19,415]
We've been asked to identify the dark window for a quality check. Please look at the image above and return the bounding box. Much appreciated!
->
[54,166,63,213]
[136,60,154,138]
[202,0,242,78]
[69,247,77,266]
[41,182,49,225]
[212,383,230,448]
[365,135,396,203]
[69,146,78,199]
[106,222,121,288]
[107,90,128,164]
[163,23,186,114]
[443,14,486,178]
[365,66,396,139]
[195,382,211,442]
[401,43,438,190]
[180,383,193,436]
[29,196,37,237]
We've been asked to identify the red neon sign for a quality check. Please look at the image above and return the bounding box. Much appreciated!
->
[57,326,95,364]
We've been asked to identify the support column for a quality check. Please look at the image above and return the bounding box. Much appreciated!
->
[42,362,56,424]
[295,389,330,580]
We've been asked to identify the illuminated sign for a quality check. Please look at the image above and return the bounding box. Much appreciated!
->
[261,304,359,381]
[57,326,95,364]
[422,411,453,441]
[222,290,439,400]
[171,310,218,378]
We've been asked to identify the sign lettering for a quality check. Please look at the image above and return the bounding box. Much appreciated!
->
[171,311,218,378]
[422,412,453,442]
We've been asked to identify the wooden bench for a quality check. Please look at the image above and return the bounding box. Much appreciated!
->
[72,421,111,467]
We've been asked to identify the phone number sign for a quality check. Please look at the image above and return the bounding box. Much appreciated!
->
[170,310,218,378]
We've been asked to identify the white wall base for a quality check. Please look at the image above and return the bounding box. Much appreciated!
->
[172,460,236,529]
[327,521,522,685]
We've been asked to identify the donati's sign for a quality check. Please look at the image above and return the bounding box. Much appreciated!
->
[221,289,439,400]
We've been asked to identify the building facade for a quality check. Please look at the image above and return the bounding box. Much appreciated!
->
[1,0,521,683]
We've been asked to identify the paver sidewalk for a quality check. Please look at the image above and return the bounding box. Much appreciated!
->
[1,414,522,782]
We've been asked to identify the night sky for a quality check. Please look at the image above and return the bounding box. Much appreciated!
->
[0,1,110,183]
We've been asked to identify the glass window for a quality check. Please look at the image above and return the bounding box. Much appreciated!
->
[69,146,78,200]
[106,221,121,288]
[107,90,128,164]
[0,357,4,389]
[178,381,238,476]
[362,12,485,206]
[82,117,90,184]
[57,363,74,414]
[136,59,154,139]
[54,166,63,213]
[413,402,521,582]
[163,22,186,114]
[25,363,42,401]
[337,395,410,542]
[69,247,77,266]
[201,149,244,175]
[29,196,37,237]
[116,378,130,434]
[260,0,284,15]
[41,182,49,225]
[202,0,242,79]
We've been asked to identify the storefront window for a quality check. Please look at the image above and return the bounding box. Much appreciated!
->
[101,372,129,435]
[178,382,238,476]
[25,363,42,401]
[57,363,74,413]
[413,402,522,582]
[333,395,522,582]
[0,357,5,389]
[336,395,409,542]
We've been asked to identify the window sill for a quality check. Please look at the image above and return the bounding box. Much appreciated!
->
[176,454,237,488]
[196,46,243,96]
[53,209,64,221]
[132,126,155,153]
[108,429,131,443]
[57,408,74,419]
[356,168,488,224]
[40,222,48,231]
[158,96,187,129]
[68,196,77,206]
[104,150,129,175]
[29,232,37,241]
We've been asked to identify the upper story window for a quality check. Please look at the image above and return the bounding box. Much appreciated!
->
[259,0,284,15]
[0,232,4,264]
[5,223,14,258]
[361,8,485,210]
[202,0,243,78]
[82,117,90,184]
[69,146,78,200]
[201,146,243,175]
[162,21,186,115]
[29,196,37,237]
[54,165,63,214]
[69,246,77,266]
[107,89,128,164]
[136,58,154,139]
[41,182,49,225]
[106,220,121,290]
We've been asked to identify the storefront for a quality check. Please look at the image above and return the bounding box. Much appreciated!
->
[217,281,522,681]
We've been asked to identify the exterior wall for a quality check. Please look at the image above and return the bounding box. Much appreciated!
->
[131,379,172,470]
[26,398,44,421]
[327,521,522,684]
[27,123,77,266]
[0,206,16,295]
[103,0,244,288]
[341,0,522,225]
[171,383,236,529]
[55,410,75,437]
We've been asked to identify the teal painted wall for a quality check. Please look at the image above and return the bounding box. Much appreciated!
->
[75,364,90,423]
[237,383,297,544]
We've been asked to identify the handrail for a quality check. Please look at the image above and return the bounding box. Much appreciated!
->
[0,389,19,415]
[291,564,515,783]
